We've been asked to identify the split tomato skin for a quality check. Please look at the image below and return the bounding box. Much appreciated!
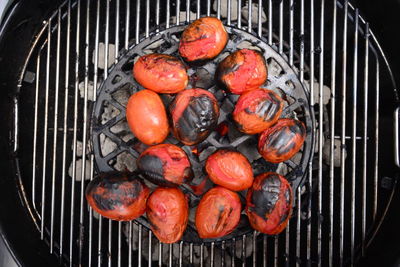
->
[85,173,150,221]
[233,88,283,134]
[179,17,228,62]
[246,172,293,235]
[137,144,193,187]
[215,49,268,95]
[133,53,188,94]
[258,118,306,163]
[169,88,220,145]
[126,89,169,145]
[205,149,253,191]
[146,187,189,244]
[195,186,241,239]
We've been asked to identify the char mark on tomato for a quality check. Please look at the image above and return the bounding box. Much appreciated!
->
[137,155,175,187]
[249,174,281,218]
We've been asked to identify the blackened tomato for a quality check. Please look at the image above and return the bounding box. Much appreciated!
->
[85,172,150,221]
[146,187,189,243]
[126,89,169,145]
[233,88,283,134]
[179,17,228,62]
[137,144,193,186]
[195,187,241,239]
[258,118,306,163]
[246,172,293,235]
[205,149,253,191]
[215,49,267,95]
[133,53,188,94]
[170,88,220,145]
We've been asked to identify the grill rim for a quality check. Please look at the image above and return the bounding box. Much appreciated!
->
[0,0,398,266]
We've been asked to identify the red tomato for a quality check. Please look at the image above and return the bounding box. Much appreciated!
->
[233,88,283,134]
[169,88,220,145]
[133,53,188,93]
[137,144,193,186]
[179,17,228,62]
[258,118,306,163]
[146,187,189,243]
[195,187,241,238]
[126,89,169,145]
[246,172,293,235]
[205,149,253,191]
[215,49,268,94]
[85,173,150,221]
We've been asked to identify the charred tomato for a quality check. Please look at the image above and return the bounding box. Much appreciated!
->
[133,53,188,94]
[126,89,169,145]
[233,88,283,134]
[215,49,268,95]
[137,144,193,186]
[195,186,241,239]
[258,118,306,163]
[179,17,228,62]
[205,149,253,191]
[146,187,189,243]
[246,172,293,235]
[85,172,150,221]
[169,88,220,145]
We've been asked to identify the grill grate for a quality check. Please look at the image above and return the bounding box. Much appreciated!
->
[14,0,397,266]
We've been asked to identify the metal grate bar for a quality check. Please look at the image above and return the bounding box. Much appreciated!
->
[125,0,130,49]
[242,235,246,267]
[274,236,278,267]
[268,0,272,45]
[227,0,231,25]
[136,0,141,43]
[159,242,162,267]
[217,0,221,19]
[257,0,262,36]
[232,238,236,267]
[211,242,215,267]
[373,60,380,221]
[186,0,190,23]
[189,242,193,265]
[156,0,160,31]
[289,0,294,66]
[200,243,204,267]
[148,231,153,267]
[179,241,183,267]
[263,235,267,267]
[207,0,211,16]
[279,1,283,54]
[196,0,200,19]
[139,224,143,267]
[247,0,252,32]
[166,0,170,28]
[340,2,349,265]
[252,231,256,267]
[146,0,150,36]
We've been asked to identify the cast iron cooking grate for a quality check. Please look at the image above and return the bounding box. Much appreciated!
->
[14,0,397,266]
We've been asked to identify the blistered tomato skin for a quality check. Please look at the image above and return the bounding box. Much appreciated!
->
[169,88,220,145]
[146,187,189,243]
[137,144,193,187]
[215,49,268,95]
[133,53,188,94]
[258,118,306,163]
[233,89,283,134]
[246,172,293,235]
[205,149,253,191]
[179,17,228,62]
[195,187,241,239]
[85,173,150,221]
[126,90,169,145]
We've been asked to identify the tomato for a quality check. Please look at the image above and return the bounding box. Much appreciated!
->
[195,187,241,239]
[85,172,150,221]
[205,149,253,191]
[137,144,193,186]
[126,89,169,145]
[133,53,188,94]
[179,17,228,62]
[215,49,268,95]
[169,88,220,145]
[258,118,306,163]
[146,187,189,243]
[246,172,293,235]
[233,88,283,134]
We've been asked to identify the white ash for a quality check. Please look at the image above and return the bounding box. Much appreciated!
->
[213,0,239,21]
[236,40,262,52]
[113,152,136,172]
[78,80,96,101]
[101,102,120,125]
[195,68,214,89]
[170,11,197,24]
[304,79,331,105]
[100,134,118,157]
[68,158,92,181]
[93,42,116,70]
[268,58,283,78]
[241,2,267,26]
[143,39,168,55]
[323,139,347,167]
[112,87,131,107]
[72,140,84,157]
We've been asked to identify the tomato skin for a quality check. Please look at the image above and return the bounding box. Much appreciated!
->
[126,89,169,145]
[133,53,188,94]
[137,144,193,187]
[195,186,241,239]
[215,49,268,95]
[205,149,253,191]
[85,173,150,221]
[146,187,189,244]
[246,172,292,235]
[233,88,283,134]
[179,17,228,62]
[169,88,220,145]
